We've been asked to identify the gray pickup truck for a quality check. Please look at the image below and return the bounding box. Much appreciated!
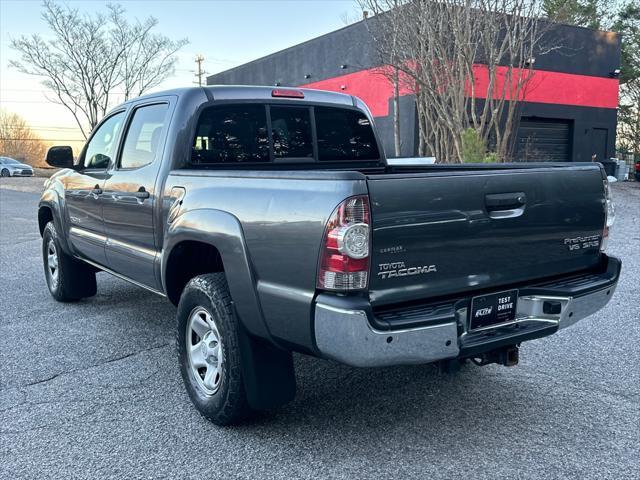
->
[40,86,621,425]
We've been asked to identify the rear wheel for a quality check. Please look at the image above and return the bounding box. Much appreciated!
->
[176,273,251,425]
[1,169,10,177]
[42,222,97,302]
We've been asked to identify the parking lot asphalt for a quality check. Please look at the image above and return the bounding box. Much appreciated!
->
[0,177,638,479]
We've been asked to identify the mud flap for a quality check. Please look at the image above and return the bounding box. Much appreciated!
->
[237,324,296,411]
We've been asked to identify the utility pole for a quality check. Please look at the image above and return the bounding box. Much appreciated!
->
[194,55,206,86]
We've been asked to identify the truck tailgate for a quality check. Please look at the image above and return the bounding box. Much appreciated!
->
[366,165,606,306]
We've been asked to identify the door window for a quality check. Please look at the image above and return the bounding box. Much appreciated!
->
[120,103,170,169]
[84,112,125,169]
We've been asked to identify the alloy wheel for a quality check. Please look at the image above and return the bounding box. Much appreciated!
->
[46,239,59,289]
[186,306,224,395]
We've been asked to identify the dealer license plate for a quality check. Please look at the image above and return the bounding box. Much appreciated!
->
[469,289,518,331]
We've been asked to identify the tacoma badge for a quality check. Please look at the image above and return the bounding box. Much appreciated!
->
[377,261,437,279]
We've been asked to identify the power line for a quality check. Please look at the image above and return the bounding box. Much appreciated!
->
[2,124,82,130]
[0,87,129,94]
[1,137,84,142]
[0,99,61,104]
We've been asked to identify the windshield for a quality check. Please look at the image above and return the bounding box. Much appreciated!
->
[1,158,20,164]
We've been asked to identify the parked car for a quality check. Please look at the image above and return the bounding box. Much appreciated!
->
[635,160,640,181]
[0,157,34,177]
[39,86,621,425]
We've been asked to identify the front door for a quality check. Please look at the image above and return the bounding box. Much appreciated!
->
[101,102,171,289]
[65,111,126,266]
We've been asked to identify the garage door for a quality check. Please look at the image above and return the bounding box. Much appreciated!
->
[515,118,571,161]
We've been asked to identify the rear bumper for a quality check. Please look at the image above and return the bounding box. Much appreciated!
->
[314,255,621,367]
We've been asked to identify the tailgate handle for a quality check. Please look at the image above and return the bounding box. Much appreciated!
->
[485,192,526,219]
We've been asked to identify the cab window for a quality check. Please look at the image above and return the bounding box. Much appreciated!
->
[270,106,313,159]
[315,107,379,161]
[192,105,269,164]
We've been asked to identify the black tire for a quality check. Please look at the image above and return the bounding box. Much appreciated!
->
[1,169,9,177]
[42,222,97,302]
[176,273,251,425]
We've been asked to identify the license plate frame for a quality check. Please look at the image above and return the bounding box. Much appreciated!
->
[469,289,519,332]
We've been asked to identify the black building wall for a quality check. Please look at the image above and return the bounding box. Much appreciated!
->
[208,17,621,161]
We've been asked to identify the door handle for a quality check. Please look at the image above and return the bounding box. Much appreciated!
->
[135,187,150,200]
[91,185,103,195]
[485,192,526,219]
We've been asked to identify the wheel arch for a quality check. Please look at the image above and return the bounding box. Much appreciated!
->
[38,205,54,236]
[164,240,225,305]
[162,209,272,342]
[38,188,73,254]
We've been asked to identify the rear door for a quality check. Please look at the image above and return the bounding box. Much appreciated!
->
[101,101,171,289]
[366,165,606,306]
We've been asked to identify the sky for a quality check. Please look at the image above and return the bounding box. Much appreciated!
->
[0,0,358,150]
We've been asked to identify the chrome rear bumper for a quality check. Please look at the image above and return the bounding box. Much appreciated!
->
[314,257,620,368]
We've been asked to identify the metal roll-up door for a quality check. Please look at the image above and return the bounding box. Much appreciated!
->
[515,117,572,161]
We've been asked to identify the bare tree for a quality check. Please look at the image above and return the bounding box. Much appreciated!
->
[358,0,553,162]
[10,1,188,139]
[0,110,50,167]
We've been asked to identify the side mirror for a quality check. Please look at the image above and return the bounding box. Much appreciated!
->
[46,146,75,169]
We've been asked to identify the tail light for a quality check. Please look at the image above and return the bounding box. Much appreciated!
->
[601,178,615,252]
[317,195,371,291]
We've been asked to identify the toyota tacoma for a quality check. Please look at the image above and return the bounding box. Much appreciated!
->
[39,86,621,425]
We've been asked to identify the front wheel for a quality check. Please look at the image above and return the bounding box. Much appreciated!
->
[42,222,97,302]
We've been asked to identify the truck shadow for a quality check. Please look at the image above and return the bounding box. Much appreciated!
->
[232,352,567,445]
[79,278,572,445]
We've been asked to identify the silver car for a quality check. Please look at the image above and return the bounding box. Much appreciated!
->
[0,157,34,177]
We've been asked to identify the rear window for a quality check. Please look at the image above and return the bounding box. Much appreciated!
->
[270,106,313,159]
[191,103,380,165]
[193,105,269,164]
[315,106,379,161]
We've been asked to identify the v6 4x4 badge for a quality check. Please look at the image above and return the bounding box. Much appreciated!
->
[377,261,437,279]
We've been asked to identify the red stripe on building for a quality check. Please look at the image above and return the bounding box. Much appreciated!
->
[302,66,619,117]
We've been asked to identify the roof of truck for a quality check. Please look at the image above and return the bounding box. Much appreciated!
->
[122,85,358,108]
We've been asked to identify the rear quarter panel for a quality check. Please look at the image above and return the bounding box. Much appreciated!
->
[162,170,367,351]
